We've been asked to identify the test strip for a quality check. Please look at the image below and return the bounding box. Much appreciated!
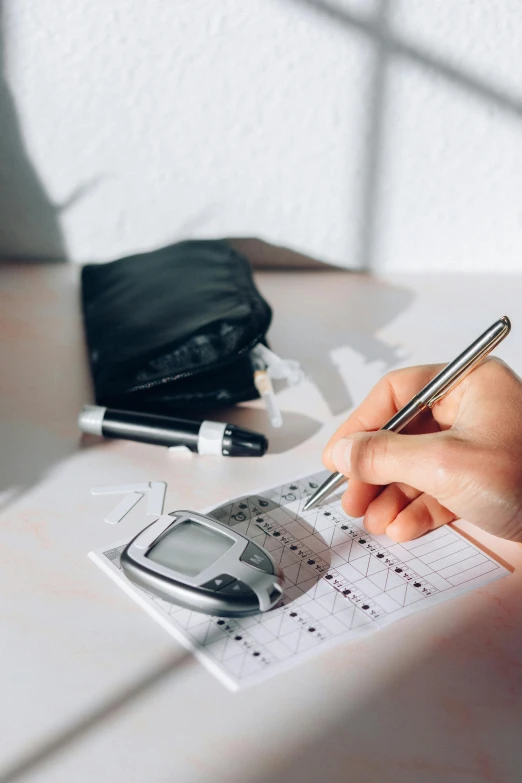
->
[147,482,167,516]
[91,483,151,495]
[105,492,143,525]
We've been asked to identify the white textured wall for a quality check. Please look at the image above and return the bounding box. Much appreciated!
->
[1,0,522,271]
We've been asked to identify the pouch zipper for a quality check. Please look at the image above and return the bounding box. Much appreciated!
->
[123,329,270,395]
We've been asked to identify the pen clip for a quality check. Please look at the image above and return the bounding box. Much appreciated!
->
[425,318,511,407]
[427,363,482,406]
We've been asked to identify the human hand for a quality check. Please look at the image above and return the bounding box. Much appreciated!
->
[323,358,522,543]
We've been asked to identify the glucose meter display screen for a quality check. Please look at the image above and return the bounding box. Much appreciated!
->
[146,520,233,577]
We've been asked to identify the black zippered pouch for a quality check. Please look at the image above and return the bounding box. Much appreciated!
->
[81,240,272,414]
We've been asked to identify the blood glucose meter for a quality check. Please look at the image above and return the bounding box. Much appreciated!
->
[121,511,284,617]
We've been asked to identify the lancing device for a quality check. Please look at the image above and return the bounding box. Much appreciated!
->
[78,405,268,457]
[303,316,511,511]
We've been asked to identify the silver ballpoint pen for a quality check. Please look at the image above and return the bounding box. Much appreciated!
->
[302,316,511,512]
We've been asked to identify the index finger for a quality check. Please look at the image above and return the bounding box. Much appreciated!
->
[322,363,445,470]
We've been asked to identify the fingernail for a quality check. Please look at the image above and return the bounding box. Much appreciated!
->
[331,437,354,475]
[385,521,400,541]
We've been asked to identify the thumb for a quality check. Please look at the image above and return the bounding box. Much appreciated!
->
[331,429,462,501]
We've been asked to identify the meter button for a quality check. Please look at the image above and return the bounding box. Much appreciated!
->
[218,580,255,597]
[240,542,274,574]
[201,574,236,591]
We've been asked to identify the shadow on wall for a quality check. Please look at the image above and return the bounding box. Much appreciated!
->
[0,1,66,261]
[282,0,522,272]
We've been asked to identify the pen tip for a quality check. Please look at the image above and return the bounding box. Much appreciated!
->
[501,315,511,332]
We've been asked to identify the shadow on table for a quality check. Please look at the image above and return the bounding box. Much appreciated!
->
[268,281,414,418]
[241,570,522,783]
[0,262,91,512]
[0,422,93,514]
[229,237,342,271]
[0,651,194,783]
[0,243,414,512]
[0,503,334,783]
[230,238,415,422]
[203,406,324,454]
[2,537,520,783]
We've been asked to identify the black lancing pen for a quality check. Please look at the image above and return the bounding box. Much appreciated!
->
[78,405,268,457]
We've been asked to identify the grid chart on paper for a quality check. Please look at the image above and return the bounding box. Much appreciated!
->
[97,470,507,688]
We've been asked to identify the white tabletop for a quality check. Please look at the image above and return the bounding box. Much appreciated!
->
[1,263,521,783]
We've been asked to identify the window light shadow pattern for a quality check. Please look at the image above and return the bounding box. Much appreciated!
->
[283,0,522,270]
